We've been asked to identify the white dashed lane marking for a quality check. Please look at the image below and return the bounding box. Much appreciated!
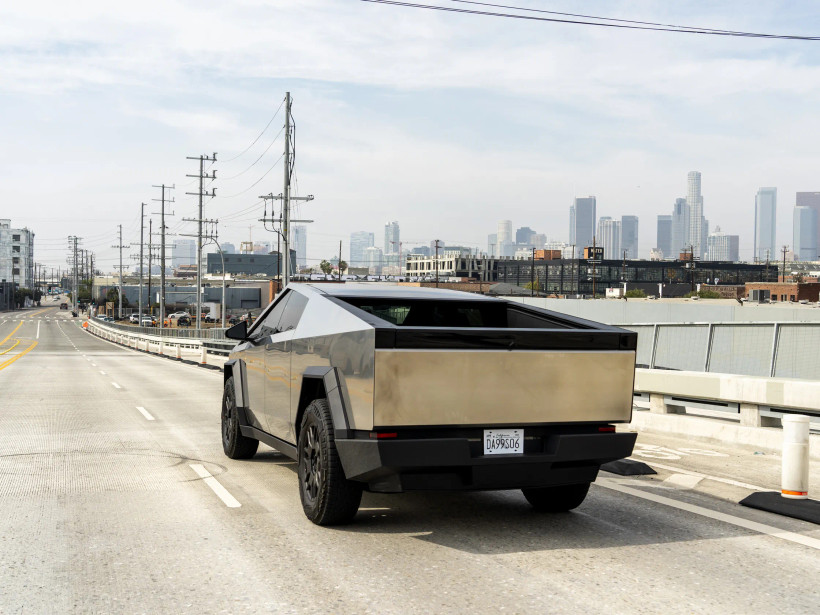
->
[135,406,155,421]
[189,464,241,508]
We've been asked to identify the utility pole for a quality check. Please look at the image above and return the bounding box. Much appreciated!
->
[139,202,146,320]
[147,219,153,319]
[592,235,597,299]
[259,93,314,289]
[186,153,217,329]
[434,239,441,288]
[180,217,221,325]
[765,248,770,282]
[531,247,535,297]
[67,236,80,312]
[152,184,174,329]
[112,225,130,320]
[781,245,789,282]
[338,240,343,282]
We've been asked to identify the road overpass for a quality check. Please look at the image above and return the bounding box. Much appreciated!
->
[0,304,818,614]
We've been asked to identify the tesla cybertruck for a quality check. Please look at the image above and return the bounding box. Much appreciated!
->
[222,284,637,525]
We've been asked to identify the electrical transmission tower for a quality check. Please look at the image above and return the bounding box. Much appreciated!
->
[186,153,217,329]
[152,184,175,329]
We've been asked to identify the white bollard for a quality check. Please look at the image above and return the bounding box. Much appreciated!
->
[781,415,810,499]
[159,341,165,356]
[176,344,182,359]
[200,345,207,364]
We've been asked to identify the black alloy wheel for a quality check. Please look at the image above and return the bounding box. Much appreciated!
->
[221,377,258,459]
[297,399,362,526]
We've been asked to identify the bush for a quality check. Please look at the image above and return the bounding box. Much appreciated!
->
[624,289,646,298]
[684,290,721,299]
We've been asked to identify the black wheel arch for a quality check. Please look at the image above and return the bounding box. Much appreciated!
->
[296,367,352,442]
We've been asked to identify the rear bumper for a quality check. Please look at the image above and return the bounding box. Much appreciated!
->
[335,431,637,493]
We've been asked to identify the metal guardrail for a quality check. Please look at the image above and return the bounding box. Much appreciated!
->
[93,318,227,339]
[617,321,820,381]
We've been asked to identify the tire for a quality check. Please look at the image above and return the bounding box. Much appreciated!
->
[522,482,591,512]
[221,377,259,459]
[298,399,363,526]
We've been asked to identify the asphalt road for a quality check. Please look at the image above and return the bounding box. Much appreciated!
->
[1,305,818,614]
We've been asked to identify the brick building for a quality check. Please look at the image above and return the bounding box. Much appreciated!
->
[745,282,820,303]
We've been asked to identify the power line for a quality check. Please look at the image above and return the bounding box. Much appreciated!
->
[219,125,285,181]
[215,153,285,198]
[221,97,286,163]
[362,0,820,40]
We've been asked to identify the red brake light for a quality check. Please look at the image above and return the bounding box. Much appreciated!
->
[370,432,398,439]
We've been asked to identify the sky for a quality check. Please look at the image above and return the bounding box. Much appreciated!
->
[3,0,820,272]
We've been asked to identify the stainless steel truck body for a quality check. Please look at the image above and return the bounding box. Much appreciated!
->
[222,284,637,525]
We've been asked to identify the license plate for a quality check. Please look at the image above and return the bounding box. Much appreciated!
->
[483,429,523,455]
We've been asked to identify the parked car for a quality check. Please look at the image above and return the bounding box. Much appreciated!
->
[60,303,68,310]
[140,316,156,327]
[204,314,216,323]
[129,314,142,324]
[221,284,638,525]
[168,311,191,319]
[177,316,191,327]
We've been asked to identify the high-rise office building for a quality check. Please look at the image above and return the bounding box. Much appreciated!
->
[671,198,690,258]
[706,227,739,262]
[596,217,621,259]
[794,206,818,261]
[515,226,536,245]
[350,231,374,268]
[569,197,596,250]
[171,239,196,268]
[384,221,400,255]
[221,242,236,254]
[621,215,639,259]
[686,171,705,258]
[365,246,384,275]
[796,192,820,253]
[656,215,672,259]
[293,225,307,269]
[754,187,777,262]
[497,220,513,257]
[0,219,34,288]
[487,233,497,257]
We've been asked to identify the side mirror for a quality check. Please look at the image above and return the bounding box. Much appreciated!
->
[226,320,248,341]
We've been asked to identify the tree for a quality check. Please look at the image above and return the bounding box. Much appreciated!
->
[106,287,129,307]
[319,260,333,275]
[338,260,348,275]
[625,289,646,298]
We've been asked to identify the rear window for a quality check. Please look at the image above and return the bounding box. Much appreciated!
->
[339,298,507,328]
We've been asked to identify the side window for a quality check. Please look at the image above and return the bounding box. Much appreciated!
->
[278,292,308,332]
[252,292,291,339]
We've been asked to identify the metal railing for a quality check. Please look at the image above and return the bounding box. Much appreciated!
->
[93,318,227,339]
[618,322,820,380]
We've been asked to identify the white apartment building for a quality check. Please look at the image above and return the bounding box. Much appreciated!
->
[0,219,35,288]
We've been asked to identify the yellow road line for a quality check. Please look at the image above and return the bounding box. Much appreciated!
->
[0,322,23,347]
[0,340,21,355]
[0,341,38,371]
[27,308,52,318]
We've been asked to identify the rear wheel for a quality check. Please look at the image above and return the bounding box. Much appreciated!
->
[298,399,362,525]
[522,482,590,512]
[221,377,258,459]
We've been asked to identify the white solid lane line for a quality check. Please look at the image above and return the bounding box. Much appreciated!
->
[626,458,767,492]
[135,406,155,421]
[111,382,121,389]
[189,464,241,508]
[597,477,820,550]
[100,371,106,375]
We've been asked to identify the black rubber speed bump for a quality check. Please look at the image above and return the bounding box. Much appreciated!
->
[739,492,820,525]
[601,459,657,476]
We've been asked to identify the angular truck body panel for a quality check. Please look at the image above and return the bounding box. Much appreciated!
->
[373,349,635,427]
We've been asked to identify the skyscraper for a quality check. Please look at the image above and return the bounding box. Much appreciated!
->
[350,231,374,268]
[497,220,513,257]
[570,197,596,250]
[487,233,497,256]
[754,187,777,262]
[796,192,820,254]
[293,225,307,269]
[656,215,672,259]
[794,206,818,261]
[686,171,705,258]
[621,215,639,259]
[671,198,690,258]
[596,217,621,259]
[171,239,196,268]
[706,227,739,262]
[384,221,400,255]
[515,226,536,245]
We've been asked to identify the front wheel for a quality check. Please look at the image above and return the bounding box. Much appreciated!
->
[221,377,258,459]
[298,399,362,525]
[522,482,590,512]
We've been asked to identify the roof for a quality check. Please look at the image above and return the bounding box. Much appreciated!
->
[306,283,499,302]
